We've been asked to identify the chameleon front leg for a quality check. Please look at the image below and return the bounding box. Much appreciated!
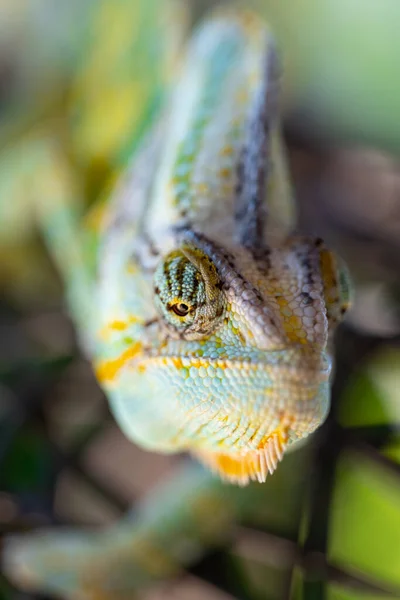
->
[3,448,310,599]
[0,131,96,349]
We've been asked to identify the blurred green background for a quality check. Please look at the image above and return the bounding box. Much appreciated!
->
[0,1,400,599]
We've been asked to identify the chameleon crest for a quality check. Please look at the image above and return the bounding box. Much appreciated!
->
[92,8,351,485]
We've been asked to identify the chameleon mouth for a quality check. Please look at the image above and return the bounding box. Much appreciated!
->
[193,429,288,486]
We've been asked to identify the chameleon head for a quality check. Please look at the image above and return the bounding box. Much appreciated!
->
[97,234,350,486]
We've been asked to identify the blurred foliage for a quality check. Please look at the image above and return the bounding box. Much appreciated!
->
[330,450,400,589]
[0,1,400,600]
[254,0,400,153]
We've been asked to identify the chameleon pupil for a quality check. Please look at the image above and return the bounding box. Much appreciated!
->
[171,303,190,317]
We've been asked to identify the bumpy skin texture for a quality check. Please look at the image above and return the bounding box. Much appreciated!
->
[93,9,349,485]
[2,6,350,598]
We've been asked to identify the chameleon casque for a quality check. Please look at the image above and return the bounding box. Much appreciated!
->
[1,1,350,597]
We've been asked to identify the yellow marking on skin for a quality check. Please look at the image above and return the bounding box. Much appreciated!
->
[98,315,142,340]
[220,144,234,156]
[218,167,231,179]
[195,183,210,195]
[138,355,230,372]
[282,313,309,345]
[288,315,301,329]
[126,262,138,274]
[231,326,246,345]
[109,320,128,331]
[257,426,288,450]
[171,357,184,369]
[98,327,111,342]
[95,342,142,383]
[276,296,288,307]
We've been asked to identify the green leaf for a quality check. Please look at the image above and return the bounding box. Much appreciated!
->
[338,348,400,427]
[329,450,400,589]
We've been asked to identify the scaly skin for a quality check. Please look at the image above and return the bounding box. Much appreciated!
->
[2,5,351,598]
[93,8,350,485]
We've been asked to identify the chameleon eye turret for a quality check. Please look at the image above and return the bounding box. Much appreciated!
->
[170,301,190,317]
[153,245,225,339]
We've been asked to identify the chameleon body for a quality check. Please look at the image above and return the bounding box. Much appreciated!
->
[93,9,348,485]
[2,3,350,597]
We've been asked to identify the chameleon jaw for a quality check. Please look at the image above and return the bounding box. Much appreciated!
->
[193,430,288,487]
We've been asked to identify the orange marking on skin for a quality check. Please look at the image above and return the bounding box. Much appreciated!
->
[95,342,142,382]
[256,425,288,451]
[218,167,231,179]
[276,296,288,307]
[171,357,184,369]
[195,425,290,485]
[220,145,234,156]
[288,315,301,329]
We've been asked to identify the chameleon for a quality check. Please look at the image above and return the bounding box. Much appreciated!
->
[1,2,351,598]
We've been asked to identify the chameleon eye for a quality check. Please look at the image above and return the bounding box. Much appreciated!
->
[170,302,191,317]
[153,245,225,339]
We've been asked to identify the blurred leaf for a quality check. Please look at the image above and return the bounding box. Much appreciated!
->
[329,450,400,589]
[327,583,390,600]
[289,566,303,600]
[256,0,400,152]
[239,559,290,600]
[338,372,390,428]
[338,348,400,427]
[382,439,400,465]
[2,427,54,492]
